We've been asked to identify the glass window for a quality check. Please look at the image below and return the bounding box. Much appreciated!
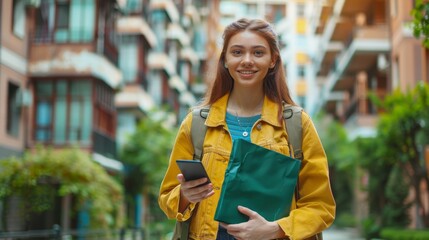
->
[119,36,138,83]
[36,101,52,141]
[13,0,26,38]
[298,66,306,78]
[35,0,56,43]
[69,81,91,143]
[54,81,67,144]
[94,83,115,137]
[7,82,21,137]
[54,0,70,42]
[297,3,305,17]
[35,82,53,141]
[56,0,70,28]
[70,0,94,42]
[124,0,142,13]
[149,73,162,105]
[35,80,92,144]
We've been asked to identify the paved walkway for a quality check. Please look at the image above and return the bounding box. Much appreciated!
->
[322,227,364,240]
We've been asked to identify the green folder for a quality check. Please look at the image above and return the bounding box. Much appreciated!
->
[214,139,301,224]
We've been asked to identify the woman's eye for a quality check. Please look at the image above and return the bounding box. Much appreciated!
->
[231,50,242,55]
[254,50,264,56]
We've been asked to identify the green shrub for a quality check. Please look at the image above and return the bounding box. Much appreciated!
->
[335,212,357,228]
[0,146,124,229]
[362,216,381,239]
[380,228,429,240]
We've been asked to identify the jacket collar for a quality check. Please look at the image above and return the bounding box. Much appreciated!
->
[205,93,282,128]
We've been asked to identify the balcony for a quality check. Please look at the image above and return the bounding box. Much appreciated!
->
[116,16,158,48]
[323,25,390,102]
[93,130,117,159]
[28,29,122,90]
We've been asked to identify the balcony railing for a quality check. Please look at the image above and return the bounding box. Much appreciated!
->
[30,28,119,65]
[31,28,94,44]
[93,130,117,159]
[0,225,143,240]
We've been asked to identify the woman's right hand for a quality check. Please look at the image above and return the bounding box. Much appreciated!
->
[177,173,214,205]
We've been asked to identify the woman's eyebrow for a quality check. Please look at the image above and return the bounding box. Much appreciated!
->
[229,44,268,49]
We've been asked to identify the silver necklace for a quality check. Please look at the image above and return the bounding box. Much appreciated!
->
[235,111,249,137]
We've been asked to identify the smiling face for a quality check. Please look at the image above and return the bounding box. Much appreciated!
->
[225,30,276,89]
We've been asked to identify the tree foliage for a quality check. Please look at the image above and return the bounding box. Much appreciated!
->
[0,146,124,229]
[411,0,429,48]
[371,83,429,228]
[120,111,177,235]
[120,112,177,196]
[315,114,357,226]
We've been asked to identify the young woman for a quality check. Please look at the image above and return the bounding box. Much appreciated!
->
[159,18,335,240]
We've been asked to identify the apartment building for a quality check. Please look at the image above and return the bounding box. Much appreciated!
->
[311,0,390,226]
[312,0,429,229]
[389,0,429,91]
[389,0,429,228]
[0,0,210,233]
[312,0,389,139]
[1,0,124,231]
[114,0,209,228]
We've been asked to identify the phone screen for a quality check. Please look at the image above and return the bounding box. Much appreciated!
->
[176,160,211,184]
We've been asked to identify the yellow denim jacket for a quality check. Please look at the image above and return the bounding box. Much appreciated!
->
[158,93,335,240]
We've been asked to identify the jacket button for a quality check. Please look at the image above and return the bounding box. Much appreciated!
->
[214,187,220,190]
[256,123,262,130]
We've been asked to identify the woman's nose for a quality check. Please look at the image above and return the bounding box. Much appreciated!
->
[241,53,253,66]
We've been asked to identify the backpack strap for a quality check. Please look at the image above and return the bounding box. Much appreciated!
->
[282,103,303,160]
[282,102,303,200]
[191,107,209,160]
[175,107,209,240]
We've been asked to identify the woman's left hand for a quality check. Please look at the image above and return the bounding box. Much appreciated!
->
[219,206,285,240]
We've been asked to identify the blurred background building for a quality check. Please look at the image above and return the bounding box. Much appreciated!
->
[0,0,428,236]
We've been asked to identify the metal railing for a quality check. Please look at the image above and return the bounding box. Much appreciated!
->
[0,225,143,240]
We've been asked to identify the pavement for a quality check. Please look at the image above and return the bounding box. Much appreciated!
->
[322,227,365,240]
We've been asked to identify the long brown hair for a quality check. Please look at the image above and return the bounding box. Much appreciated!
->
[200,18,296,123]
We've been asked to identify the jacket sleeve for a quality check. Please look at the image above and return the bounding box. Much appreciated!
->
[277,112,336,240]
[158,112,198,221]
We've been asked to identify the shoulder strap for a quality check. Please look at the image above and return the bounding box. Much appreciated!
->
[282,103,303,160]
[177,107,209,240]
[282,103,303,201]
[191,107,209,160]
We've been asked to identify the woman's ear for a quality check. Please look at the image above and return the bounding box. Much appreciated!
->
[270,58,277,69]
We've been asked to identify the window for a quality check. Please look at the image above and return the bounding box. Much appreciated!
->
[298,66,306,78]
[54,0,70,42]
[124,0,142,13]
[34,0,55,43]
[7,82,21,137]
[53,0,95,42]
[94,82,116,136]
[297,3,305,17]
[69,0,95,42]
[35,80,93,144]
[119,36,138,83]
[56,0,70,29]
[35,82,53,141]
[13,0,26,38]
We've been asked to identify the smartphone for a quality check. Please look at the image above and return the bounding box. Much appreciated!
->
[176,160,211,185]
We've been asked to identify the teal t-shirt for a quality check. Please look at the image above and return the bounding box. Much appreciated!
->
[225,112,261,142]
